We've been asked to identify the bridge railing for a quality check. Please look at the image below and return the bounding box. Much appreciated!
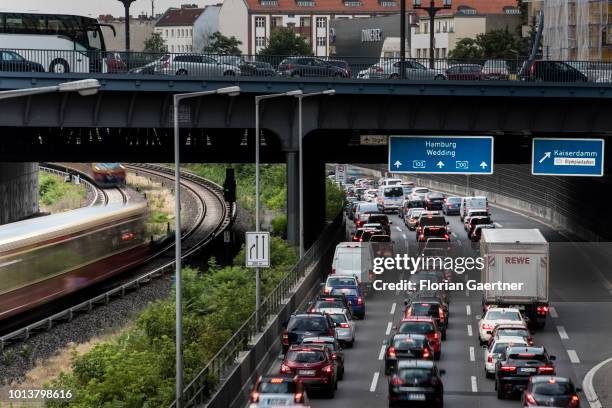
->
[2,48,612,83]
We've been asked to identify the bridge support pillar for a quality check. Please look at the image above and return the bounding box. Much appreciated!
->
[0,163,39,225]
[303,159,326,250]
[286,151,299,247]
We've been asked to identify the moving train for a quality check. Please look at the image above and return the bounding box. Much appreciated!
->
[91,163,127,187]
[0,203,149,320]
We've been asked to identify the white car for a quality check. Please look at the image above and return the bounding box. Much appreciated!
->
[328,311,355,347]
[483,335,527,378]
[464,209,490,231]
[478,307,525,344]
[405,208,426,230]
[410,187,430,200]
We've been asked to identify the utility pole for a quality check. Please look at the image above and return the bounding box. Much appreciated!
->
[400,0,406,79]
[118,0,137,50]
[412,0,452,69]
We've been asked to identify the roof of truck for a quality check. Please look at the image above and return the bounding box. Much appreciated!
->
[482,228,547,244]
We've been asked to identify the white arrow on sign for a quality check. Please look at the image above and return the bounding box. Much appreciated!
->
[539,152,551,164]
[394,160,402,168]
[480,161,488,169]
[436,161,445,169]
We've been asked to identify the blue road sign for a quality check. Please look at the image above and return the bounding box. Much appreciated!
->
[388,136,494,175]
[532,138,605,176]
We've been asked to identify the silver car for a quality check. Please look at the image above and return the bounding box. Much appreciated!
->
[157,54,241,77]
[364,59,446,80]
[328,310,355,347]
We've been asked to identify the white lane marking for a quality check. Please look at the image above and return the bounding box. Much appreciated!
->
[457,240,463,247]
[370,372,380,392]
[469,346,475,362]
[549,306,559,318]
[471,376,478,392]
[494,222,503,228]
[452,232,457,238]
[582,356,612,408]
[556,326,569,340]
[567,350,581,364]
[466,304,471,316]
[467,325,473,337]
[385,321,393,336]
[401,233,407,240]
[395,226,402,232]
[378,345,386,360]
[390,302,396,315]
[465,288,470,297]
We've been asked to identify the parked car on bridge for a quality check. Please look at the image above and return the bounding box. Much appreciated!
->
[0,50,44,72]
[482,59,510,80]
[520,60,587,82]
[446,64,485,80]
[277,57,348,78]
[157,54,241,76]
[362,59,446,80]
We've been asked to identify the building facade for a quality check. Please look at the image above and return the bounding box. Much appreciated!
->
[99,14,155,51]
[155,4,205,53]
[219,0,401,56]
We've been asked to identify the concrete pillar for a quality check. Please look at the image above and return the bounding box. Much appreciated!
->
[303,159,326,249]
[286,151,299,247]
[0,163,39,225]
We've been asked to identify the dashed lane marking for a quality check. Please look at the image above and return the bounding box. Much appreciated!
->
[494,222,503,228]
[452,232,458,238]
[370,372,380,392]
[385,321,393,336]
[395,226,402,232]
[467,325,473,337]
[567,350,581,364]
[378,345,386,360]
[557,326,569,340]
[469,346,475,362]
[549,306,559,318]
[471,376,478,392]
[390,302,396,315]
[401,233,407,240]
[466,305,471,316]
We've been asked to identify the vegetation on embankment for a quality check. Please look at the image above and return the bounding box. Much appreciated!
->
[39,173,87,213]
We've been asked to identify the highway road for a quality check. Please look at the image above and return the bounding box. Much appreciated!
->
[261,195,612,407]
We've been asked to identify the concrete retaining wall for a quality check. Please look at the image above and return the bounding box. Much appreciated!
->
[0,163,39,225]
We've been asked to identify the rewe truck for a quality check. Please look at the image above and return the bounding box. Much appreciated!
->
[480,229,549,328]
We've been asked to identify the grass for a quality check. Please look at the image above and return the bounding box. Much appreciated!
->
[38,173,87,213]
[126,173,175,239]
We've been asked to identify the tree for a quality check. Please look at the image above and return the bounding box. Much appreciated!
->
[258,27,311,56]
[448,38,484,61]
[143,32,167,53]
[202,32,242,55]
[448,27,529,61]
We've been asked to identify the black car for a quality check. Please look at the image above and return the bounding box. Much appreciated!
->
[0,50,44,72]
[471,224,495,242]
[467,216,492,239]
[404,299,448,340]
[388,360,445,408]
[521,60,587,82]
[301,336,345,380]
[384,333,433,374]
[367,214,392,235]
[416,215,450,242]
[521,376,581,408]
[425,193,445,210]
[281,313,336,354]
[278,57,348,78]
[241,60,277,77]
[496,346,557,399]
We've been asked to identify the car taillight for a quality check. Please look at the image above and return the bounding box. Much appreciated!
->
[423,348,430,359]
[537,306,549,315]
[387,347,396,358]
[280,363,292,374]
[294,392,304,403]
[569,395,579,407]
[322,364,334,374]
[391,375,403,385]
[356,297,363,305]
[500,365,516,372]
[331,268,336,274]
[374,66,384,73]
[439,307,445,322]
[323,288,330,294]
[419,234,425,240]
[525,392,537,406]
[530,63,535,75]
[287,63,294,70]
[481,323,494,330]
[538,366,555,374]
[487,355,493,363]
[309,307,316,313]
[340,322,350,328]
[281,330,289,345]
[250,391,260,402]
[331,353,338,360]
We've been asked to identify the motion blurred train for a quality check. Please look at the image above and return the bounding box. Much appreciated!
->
[91,163,127,187]
[0,203,149,320]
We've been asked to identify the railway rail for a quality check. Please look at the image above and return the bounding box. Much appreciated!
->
[0,163,233,350]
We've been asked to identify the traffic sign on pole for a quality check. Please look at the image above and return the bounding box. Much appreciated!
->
[335,164,346,183]
[246,232,270,267]
[388,136,494,175]
[532,138,604,176]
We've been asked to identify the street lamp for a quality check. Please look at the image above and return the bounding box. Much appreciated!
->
[118,0,137,50]
[172,85,240,408]
[0,79,101,100]
[254,90,302,330]
[413,0,452,69]
[294,90,335,258]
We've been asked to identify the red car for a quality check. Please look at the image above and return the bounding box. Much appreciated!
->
[445,64,484,80]
[280,345,338,397]
[396,317,442,360]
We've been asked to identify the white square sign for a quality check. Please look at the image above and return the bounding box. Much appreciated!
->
[245,232,270,268]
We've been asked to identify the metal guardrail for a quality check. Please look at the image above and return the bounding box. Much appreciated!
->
[2,48,612,83]
[172,212,345,408]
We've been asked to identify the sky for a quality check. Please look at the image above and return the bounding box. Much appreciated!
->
[0,0,216,18]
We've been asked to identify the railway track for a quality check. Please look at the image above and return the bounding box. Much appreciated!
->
[0,163,233,349]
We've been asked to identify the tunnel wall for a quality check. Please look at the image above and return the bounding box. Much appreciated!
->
[0,163,39,225]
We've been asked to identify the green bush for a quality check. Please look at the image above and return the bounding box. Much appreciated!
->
[270,215,287,237]
[325,179,345,220]
[39,173,86,209]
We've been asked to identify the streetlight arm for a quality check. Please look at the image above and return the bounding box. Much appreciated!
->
[0,85,59,100]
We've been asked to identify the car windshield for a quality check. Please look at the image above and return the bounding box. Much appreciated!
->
[327,277,356,286]
[330,314,347,324]
[370,235,391,242]
[412,303,440,317]
[486,310,522,321]
[288,317,327,331]
[315,301,343,309]
[393,337,423,349]
[447,197,461,203]
[508,352,548,362]
[492,342,515,353]
[287,350,325,363]
[397,369,433,386]
[359,203,378,212]
[399,322,434,334]
[496,328,529,338]
[532,382,572,395]
[332,288,358,297]
[259,380,297,394]
[384,187,404,197]
[419,217,446,227]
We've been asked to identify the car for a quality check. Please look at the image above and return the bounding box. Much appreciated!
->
[331,286,365,319]
[322,275,359,295]
[240,60,277,77]
[370,235,394,257]
[521,60,587,82]
[521,376,581,407]
[405,208,426,230]
[327,311,356,347]
[157,54,241,76]
[384,333,434,374]
[354,188,367,201]
[446,63,485,80]
[281,313,336,354]
[479,307,526,345]
[369,234,392,243]
[416,214,450,242]
[352,228,377,242]
[489,323,533,346]
[277,57,348,78]
[106,51,127,73]
[484,336,528,378]
[364,188,378,202]
[495,346,556,399]
[366,214,392,235]
[326,59,351,77]
[482,59,510,80]
[467,216,493,239]
[248,375,308,407]
[388,360,445,408]
[365,58,446,80]
[471,224,495,242]
[404,299,447,340]
[280,345,338,397]
[464,210,490,230]
[396,317,442,360]
[128,60,160,74]
[410,187,430,200]
[309,295,352,317]
[460,196,489,221]
[354,202,379,228]
[301,336,345,380]
[442,196,462,215]
[408,290,450,318]
[362,222,384,232]
[424,192,445,210]
[0,50,44,72]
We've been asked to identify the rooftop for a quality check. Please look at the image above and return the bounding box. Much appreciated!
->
[155,6,204,27]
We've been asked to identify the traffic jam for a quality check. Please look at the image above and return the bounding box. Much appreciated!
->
[248,174,582,408]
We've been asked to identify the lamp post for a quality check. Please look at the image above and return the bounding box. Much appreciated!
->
[0,79,101,100]
[400,0,406,79]
[294,90,335,258]
[172,86,240,408]
[118,0,137,50]
[412,0,452,69]
[254,90,302,330]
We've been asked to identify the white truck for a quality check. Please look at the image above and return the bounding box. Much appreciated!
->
[331,242,374,296]
[480,229,549,328]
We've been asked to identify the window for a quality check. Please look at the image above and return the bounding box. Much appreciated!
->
[164,29,168,37]
[170,44,175,52]
[316,17,327,28]
[255,36,266,47]
[436,21,440,33]
[255,16,266,28]
[379,0,396,6]
[423,22,428,33]
[300,17,311,27]
[441,48,446,58]
[317,36,326,46]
